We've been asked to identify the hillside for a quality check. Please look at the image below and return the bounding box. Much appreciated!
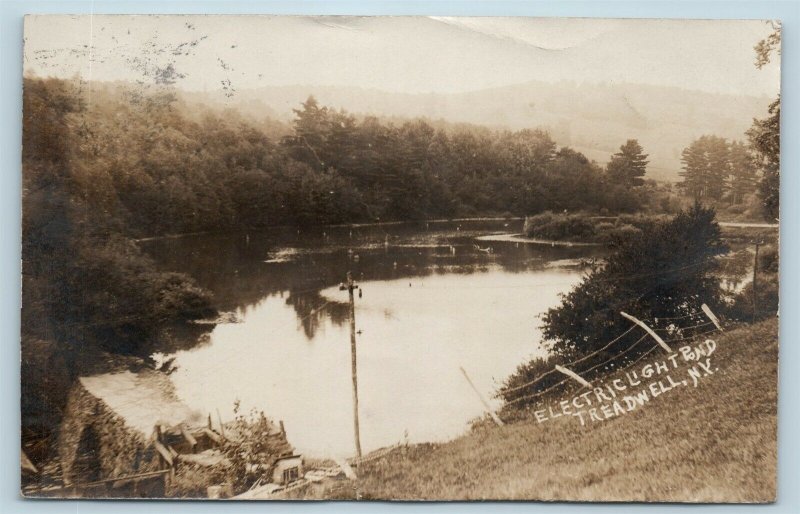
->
[184,81,772,182]
[348,318,777,502]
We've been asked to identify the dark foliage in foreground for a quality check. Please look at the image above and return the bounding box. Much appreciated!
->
[22,79,218,450]
[542,205,727,358]
[751,24,781,222]
[500,206,727,406]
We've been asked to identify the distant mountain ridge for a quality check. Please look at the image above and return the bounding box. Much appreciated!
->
[183,81,772,182]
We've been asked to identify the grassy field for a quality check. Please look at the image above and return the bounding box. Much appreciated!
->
[349,319,778,502]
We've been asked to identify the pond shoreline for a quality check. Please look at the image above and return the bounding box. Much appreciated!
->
[130,218,777,245]
[475,233,601,247]
[133,217,525,243]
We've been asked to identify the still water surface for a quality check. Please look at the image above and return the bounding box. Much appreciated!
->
[143,220,601,458]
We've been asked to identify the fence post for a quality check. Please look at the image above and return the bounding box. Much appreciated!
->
[620,311,672,352]
[701,303,723,331]
[216,409,226,438]
[554,365,593,388]
[753,241,761,322]
[459,367,504,426]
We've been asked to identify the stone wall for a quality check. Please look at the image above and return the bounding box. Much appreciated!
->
[57,382,161,485]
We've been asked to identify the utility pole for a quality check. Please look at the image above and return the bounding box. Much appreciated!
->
[341,272,363,458]
[753,241,761,323]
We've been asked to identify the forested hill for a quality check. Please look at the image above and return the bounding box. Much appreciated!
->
[24,77,647,240]
[184,81,769,182]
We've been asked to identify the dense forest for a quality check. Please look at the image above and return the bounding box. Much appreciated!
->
[25,79,654,236]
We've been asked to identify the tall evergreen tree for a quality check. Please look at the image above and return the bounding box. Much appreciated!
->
[705,136,731,200]
[288,95,329,169]
[679,135,730,201]
[606,139,648,188]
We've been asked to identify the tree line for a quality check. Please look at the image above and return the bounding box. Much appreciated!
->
[678,137,756,204]
[29,82,656,238]
[677,131,777,220]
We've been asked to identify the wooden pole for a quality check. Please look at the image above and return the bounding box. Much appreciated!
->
[346,272,363,459]
[620,311,672,352]
[181,425,197,451]
[753,242,761,323]
[459,367,504,426]
[554,365,593,388]
[701,303,723,331]
[216,408,226,439]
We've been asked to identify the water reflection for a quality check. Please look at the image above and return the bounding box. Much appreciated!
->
[142,220,602,457]
[284,292,350,340]
[143,220,602,340]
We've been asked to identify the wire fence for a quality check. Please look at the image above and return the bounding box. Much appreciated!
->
[498,304,723,411]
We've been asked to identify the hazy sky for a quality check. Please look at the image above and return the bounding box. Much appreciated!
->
[24,15,781,97]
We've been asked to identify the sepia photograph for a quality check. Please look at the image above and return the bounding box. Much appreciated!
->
[20,15,780,501]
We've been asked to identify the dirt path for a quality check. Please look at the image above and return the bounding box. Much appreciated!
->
[719,221,778,229]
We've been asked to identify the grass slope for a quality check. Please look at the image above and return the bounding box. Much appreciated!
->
[354,319,778,502]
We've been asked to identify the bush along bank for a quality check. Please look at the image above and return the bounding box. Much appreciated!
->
[522,212,669,244]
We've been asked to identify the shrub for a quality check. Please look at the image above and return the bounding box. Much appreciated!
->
[595,222,616,233]
[542,205,726,360]
[759,244,779,274]
[595,223,643,245]
[497,355,566,411]
[524,212,659,244]
[58,235,216,354]
[523,212,596,241]
[217,402,294,494]
[170,464,229,498]
[608,224,643,241]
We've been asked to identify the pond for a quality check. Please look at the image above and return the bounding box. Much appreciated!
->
[143,220,603,458]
